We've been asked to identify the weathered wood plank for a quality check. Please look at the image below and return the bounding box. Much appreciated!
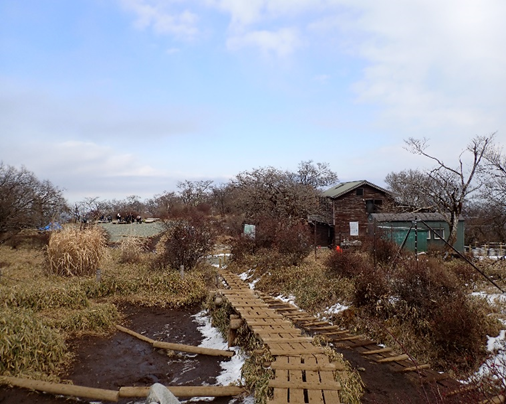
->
[268,380,341,390]
[376,354,410,363]
[361,347,393,355]
[304,356,325,404]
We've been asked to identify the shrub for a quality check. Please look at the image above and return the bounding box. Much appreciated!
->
[153,215,215,271]
[231,217,312,266]
[275,221,313,265]
[363,235,401,266]
[46,226,107,276]
[352,267,390,312]
[324,249,372,279]
[390,256,500,372]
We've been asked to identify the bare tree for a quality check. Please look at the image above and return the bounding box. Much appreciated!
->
[400,135,495,247]
[177,180,213,206]
[385,169,434,211]
[294,160,338,188]
[0,162,67,238]
[232,166,318,223]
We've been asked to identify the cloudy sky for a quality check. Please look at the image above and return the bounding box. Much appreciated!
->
[1,0,505,202]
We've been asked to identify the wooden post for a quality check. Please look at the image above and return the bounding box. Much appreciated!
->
[228,314,242,347]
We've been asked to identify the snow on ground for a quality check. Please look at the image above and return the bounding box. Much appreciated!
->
[237,270,261,290]
[320,302,349,321]
[468,289,506,385]
[192,311,254,404]
[471,291,506,307]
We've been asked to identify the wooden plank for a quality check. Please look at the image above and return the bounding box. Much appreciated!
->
[315,354,341,404]
[361,347,393,356]
[304,356,325,404]
[331,335,363,342]
[251,326,299,333]
[268,380,341,391]
[271,362,343,372]
[288,357,305,403]
[419,373,450,385]
[394,364,431,373]
[376,354,409,363]
[298,321,329,327]
[350,340,377,348]
[247,319,287,325]
[262,336,313,343]
[272,356,289,402]
[269,348,325,356]
[231,303,269,308]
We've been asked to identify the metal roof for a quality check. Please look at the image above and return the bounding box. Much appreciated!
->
[370,212,463,222]
[322,180,391,199]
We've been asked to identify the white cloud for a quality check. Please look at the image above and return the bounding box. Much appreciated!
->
[119,0,199,40]
[227,28,302,57]
[326,0,506,136]
[205,0,326,28]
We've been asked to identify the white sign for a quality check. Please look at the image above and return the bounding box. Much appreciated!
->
[244,224,256,240]
[349,222,359,236]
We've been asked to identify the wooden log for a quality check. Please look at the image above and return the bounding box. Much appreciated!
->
[376,354,410,363]
[361,347,393,355]
[119,385,246,398]
[394,364,430,373]
[0,376,119,402]
[152,341,234,357]
[230,318,243,330]
[228,328,237,348]
[116,324,234,357]
[115,324,154,344]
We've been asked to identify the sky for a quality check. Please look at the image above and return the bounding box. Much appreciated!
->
[1,0,505,203]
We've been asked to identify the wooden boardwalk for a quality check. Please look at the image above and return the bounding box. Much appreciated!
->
[219,270,343,404]
[218,269,477,403]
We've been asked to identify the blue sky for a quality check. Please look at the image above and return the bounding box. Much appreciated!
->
[1,0,505,202]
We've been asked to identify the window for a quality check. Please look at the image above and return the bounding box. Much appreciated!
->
[365,199,383,213]
[356,188,364,196]
[432,228,445,240]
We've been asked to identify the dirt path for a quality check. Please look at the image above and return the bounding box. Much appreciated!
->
[0,304,236,404]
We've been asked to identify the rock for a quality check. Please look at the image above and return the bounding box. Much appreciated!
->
[145,383,180,404]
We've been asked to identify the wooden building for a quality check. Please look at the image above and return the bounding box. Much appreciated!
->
[321,180,395,246]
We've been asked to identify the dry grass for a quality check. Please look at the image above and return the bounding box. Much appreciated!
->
[0,241,215,381]
[0,307,70,379]
[46,225,108,276]
[118,235,147,264]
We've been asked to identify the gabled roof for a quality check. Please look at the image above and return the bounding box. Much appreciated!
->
[322,180,391,199]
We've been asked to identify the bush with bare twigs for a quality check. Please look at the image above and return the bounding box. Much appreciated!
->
[46,226,107,276]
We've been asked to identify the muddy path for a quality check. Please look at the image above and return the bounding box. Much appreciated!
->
[0,304,239,404]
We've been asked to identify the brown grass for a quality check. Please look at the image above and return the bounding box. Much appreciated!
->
[46,225,108,276]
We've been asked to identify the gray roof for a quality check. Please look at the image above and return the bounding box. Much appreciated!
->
[322,180,391,199]
[370,212,463,222]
